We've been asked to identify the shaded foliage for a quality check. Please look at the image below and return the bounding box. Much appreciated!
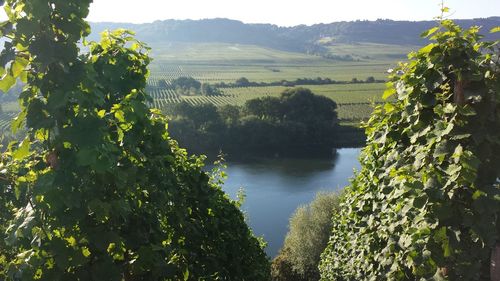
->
[320,20,500,280]
[0,0,270,280]
[166,87,358,158]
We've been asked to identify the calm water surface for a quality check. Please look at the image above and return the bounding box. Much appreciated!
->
[220,148,361,257]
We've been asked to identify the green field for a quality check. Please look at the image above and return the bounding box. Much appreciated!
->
[147,84,384,122]
[1,42,408,131]
[0,112,17,132]
[325,43,419,61]
[147,42,405,82]
[144,42,404,122]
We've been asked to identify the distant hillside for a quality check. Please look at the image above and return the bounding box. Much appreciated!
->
[90,17,500,54]
[90,19,312,53]
[283,17,500,45]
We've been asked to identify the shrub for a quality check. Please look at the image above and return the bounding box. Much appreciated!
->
[272,192,341,281]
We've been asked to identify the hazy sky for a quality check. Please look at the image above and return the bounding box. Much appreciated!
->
[85,0,500,26]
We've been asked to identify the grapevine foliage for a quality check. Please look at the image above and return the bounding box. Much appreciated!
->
[320,21,500,280]
[0,0,270,280]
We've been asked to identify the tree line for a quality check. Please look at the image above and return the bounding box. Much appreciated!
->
[156,76,385,94]
[213,76,384,88]
[166,76,222,96]
[165,87,365,158]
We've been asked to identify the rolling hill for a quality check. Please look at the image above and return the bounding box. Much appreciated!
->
[89,17,500,54]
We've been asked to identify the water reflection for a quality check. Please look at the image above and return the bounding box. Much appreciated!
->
[219,148,361,257]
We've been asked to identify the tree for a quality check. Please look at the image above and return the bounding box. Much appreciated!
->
[272,192,341,281]
[0,1,270,280]
[280,88,337,125]
[218,104,241,126]
[320,20,500,280]
[243,87,337,127]
[244,96,283,120]
[201,83,221,96]
[235,77,251,87]
[170,101,222,131]
[171,76,202,95]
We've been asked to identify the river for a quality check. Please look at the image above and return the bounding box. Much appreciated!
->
[219,148,361,257]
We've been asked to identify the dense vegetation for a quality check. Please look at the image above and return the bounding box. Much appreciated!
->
[0,1,497,280]
[272,192,341,281]
[0,0,269,280]
[166,87,364,158]
[320,19,500,280]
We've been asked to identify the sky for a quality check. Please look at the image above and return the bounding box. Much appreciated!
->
[85,0,500,26]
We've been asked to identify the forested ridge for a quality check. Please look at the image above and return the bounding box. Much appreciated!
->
[89,17,500,53]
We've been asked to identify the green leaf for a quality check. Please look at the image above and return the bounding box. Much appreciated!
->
[0,73,16,92]
[382,83,396,100]
[97,109,106,118]
[114,110,125,122]
[419,43,437,54]
[11,109,27,134]
[76,148,97,166]
[12,137,30,160]
[490,26,500,33]
[20,69,28,82]
[11,56,28,77]
[383,103,396,113]
[421,27,439,38]
[82,247,91,258]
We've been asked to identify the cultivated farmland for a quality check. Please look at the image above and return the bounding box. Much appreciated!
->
[144,42,402,123]
[0,42,411,132]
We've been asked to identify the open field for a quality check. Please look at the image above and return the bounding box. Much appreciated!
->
[149,83,384,109]
[0,112,17,132]
[325,43,420,61]
[147,42,405,82]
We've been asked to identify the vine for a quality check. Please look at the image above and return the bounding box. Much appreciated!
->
[320,20,500,280]
[0,0,270,280]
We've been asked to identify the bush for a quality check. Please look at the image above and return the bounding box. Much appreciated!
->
[272,192,341,281]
